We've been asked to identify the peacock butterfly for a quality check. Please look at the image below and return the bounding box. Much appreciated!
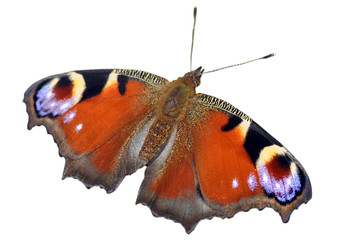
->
[24,7,311,234]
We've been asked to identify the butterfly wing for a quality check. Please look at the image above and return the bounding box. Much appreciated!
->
[136,117,220,233]
[192,93,312,222]
[136,92,311,233]
[24,69,168,193]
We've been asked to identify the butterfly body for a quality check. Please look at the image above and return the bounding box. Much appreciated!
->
[24,67,311,233]
[133,67,201,163]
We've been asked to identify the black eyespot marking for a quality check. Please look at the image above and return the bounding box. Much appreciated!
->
[117,75,129,95]
[57,75,72,86]
[244,122,282,165]
[221,115,242,131]
[78,69,112,102]
[275,154,291,169]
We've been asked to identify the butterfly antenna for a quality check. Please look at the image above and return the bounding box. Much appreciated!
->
[190,7,197,71]
[204,53,276,74]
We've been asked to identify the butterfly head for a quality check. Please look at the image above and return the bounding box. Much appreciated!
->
[183,66,204,88]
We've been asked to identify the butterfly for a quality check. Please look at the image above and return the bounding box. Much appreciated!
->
[24,8,311,234]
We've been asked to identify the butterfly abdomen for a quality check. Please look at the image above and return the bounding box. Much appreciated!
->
[139,117,175,163]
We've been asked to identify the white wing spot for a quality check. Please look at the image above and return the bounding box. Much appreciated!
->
[247,173,258,191]
[63,110,77,124]
[232,178,239,189]
[75,123,83,132]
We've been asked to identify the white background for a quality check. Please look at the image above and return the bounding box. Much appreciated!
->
[1,0,360,239]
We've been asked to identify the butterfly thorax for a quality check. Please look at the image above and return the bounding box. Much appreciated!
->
[162,81,194,119]
[139,68,203,163]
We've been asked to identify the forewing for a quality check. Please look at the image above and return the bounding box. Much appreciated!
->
[192,93,312,222]
[24,69,168,193]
